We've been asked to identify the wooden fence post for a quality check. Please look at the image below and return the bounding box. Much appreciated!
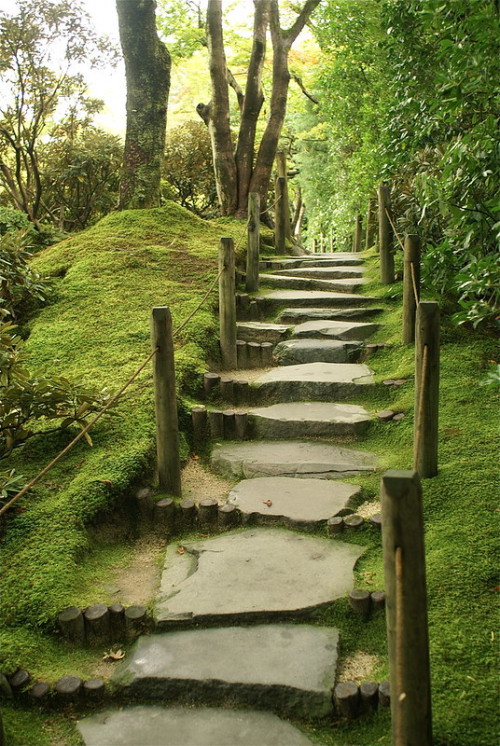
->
[246,192,260,293]
[381,470,433,746]
[414,302,440,478]
[150,307,181,496]
[378,183,395,283]
[277,150,292,244]
[218,237,237,370]
[353,214,363,253]
[275,176,287,253]
[365,196,376,249]
[403,234,421,344]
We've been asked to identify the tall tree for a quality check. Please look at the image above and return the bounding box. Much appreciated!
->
[116,0,171,210]
[198,0,320,217]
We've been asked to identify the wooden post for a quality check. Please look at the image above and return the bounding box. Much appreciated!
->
[402,234,421,344]
[218,238,237,370]
[381,470,433,746]
[246,192,260,293]
[151,307,182,496]
[414,302,440,478]
[365,196,376,249]
[275,176,287,253]
[276,150,292,244]
[353,214,363,253]
[377,183,395,283]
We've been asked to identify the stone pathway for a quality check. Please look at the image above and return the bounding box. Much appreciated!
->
[78,251,383,745]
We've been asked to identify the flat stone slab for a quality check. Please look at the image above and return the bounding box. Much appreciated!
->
[292,319,379,342]
[278,307,383,323]
[211,440,376,480]
[274,338,361,365]
[228,477,361,528]
[237,321,291,343]
[275,266,365,279]
[260,274,368,293]
[260,290,376,308]
[251,362,375,401]
[112,625,339,718]
[155,528,365,625]
[78,706,318,746]
[248,401,372,439]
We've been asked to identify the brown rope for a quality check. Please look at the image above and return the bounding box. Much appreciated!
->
[413,344,429,470]
[385,207,405,252]
[173,266,225,339]
[395,545,406,743]
[410,261,420,306]
[260,194,281,216]
[0,346,159,517]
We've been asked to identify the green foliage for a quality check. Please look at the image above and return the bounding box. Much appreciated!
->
[40,121,122,231]
[0,207,32,236]
[0,0,116,225]
[163,121,218,217]
[0,231,50,319]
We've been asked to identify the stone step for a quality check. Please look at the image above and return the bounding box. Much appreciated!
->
[228,476,361,529]
[274,338,362,365]
[292,319,379,342]
[260,273,368,293]
[155,527,365,626]
[248,401,372,439]
[277,307,383,323]
[111,624,339,719]
[251,362,375,402]
[259,290,377,309]
[260,257,364,270]
[236,321,292,343]
[211,440,376,480]
[274,265,364,279]
[78,706,318,746]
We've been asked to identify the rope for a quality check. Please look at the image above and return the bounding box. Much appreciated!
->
[385,207,405,252]
[413,344,429,470]
[410,261,419,306]
[260,193,281,216]
[0,346,159,517]
[173,266,224,339]
[395,545,406,743]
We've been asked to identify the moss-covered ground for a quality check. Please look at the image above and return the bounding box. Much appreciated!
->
[1,221,498,746]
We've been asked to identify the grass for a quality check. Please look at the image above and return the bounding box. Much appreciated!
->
[1,228,498,745]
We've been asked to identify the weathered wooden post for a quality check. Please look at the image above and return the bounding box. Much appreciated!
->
[414,302,440,478]
[403,234,421,344]
[218,237,237,370]
[353,214,363,253]
[246,192,260,293]
[150,306,182,496]
[381,470,433,746]
[378,182,395,283]
[277,150,292,244]
[275,176,287,253]
[365,196,377,249]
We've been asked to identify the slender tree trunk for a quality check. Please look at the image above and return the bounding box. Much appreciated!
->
[116,0,170,210]
[234,0,270,216]
[206,0,237,215]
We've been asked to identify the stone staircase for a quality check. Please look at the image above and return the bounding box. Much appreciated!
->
[77,252,383,746]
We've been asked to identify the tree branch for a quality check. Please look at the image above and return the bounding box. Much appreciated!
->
[284,0,321,47]
[291,72,319,104]
[226,67,244,112]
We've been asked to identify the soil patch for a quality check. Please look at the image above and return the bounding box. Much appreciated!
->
[337,652,380,683]
[182,457,236,505]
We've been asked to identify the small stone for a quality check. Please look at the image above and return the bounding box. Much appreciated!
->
[392,412,406,422]
[392,379,408,386]
[377,410,395,422]
[343,514,364,531]
[369,513,382,531]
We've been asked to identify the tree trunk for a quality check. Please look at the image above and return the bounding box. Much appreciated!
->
[206,0,237,215]
[234,0,270,216]
[116,0,170,210]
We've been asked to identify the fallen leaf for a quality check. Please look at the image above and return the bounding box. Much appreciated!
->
[176,546,185,555]
[262,499,273,507]
[191,454,199,461]
[76,460,86,469]
[102,648,125,662]
[101,480,113,487]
